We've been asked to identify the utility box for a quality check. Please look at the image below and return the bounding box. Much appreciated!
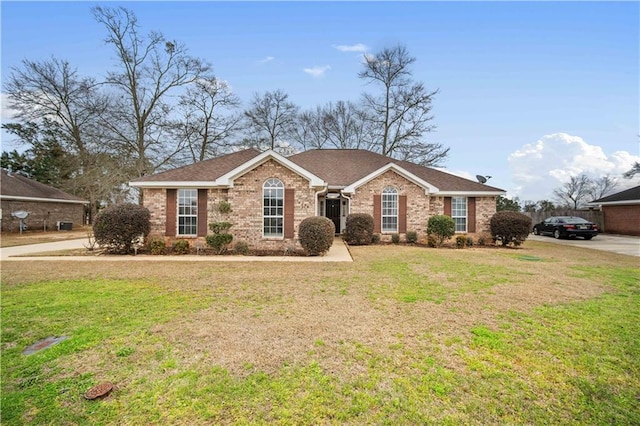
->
[57,221,73,231]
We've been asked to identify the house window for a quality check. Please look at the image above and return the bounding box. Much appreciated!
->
[382,186,398,233]
[177,189,197,236]
[263,178,284,237]
[452,196,467,232]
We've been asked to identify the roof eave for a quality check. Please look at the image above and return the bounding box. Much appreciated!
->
[0,195,88,204]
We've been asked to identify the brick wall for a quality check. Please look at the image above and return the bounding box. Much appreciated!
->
[229,160,317,250]
[349,170,496,241]
[1,200,85,232]
[142,188,167,236]
[603,205,640,236]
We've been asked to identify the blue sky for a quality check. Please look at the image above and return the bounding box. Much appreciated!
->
[1,1,639,202]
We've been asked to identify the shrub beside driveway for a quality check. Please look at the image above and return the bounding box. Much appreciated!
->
[1,243,639,424]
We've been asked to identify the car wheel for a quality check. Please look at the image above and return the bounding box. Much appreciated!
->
[533,227,540,235]
[554,229,561,239]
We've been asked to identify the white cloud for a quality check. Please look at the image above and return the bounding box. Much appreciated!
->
[508,133,640,201]
[303,65,331,78]
[333,43,368,53]
[258,56,275,64]
[1,93,18,123]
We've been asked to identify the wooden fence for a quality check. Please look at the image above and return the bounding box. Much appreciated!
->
[521,209,604,231]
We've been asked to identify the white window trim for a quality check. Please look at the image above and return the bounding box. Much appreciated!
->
[452,196,467,233]
[177,189,198,236]
[263,178,284,239]
[382,186,399,233]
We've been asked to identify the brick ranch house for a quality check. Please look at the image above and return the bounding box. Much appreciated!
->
[1,169,87,232]
[130,149,505,250]
[590,185,640,236]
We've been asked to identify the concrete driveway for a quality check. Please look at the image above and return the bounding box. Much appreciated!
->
[528,234,640,257]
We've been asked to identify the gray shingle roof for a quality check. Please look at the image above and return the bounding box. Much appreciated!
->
[592,185,640,204]
[132,148,504,193]
[0,169,86,202]
[130,148,262,183]
[288,149,503,192]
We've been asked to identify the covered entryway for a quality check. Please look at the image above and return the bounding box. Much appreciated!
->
[326,199,341,234]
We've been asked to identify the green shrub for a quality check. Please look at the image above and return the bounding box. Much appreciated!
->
[93,203,151,254]
[406,231,418,244]
[149,237,166,255]
[427,234,438,248]
[455,234,467,249]
[209,222,232,233]
[490,211,532,247]
[206,233,233,253]
[391,233,400,244]
[217,200,232,214]
[371,233,381,244]
[234,240,249,255]
[299,216,335,256]
[173,239,190,254]
[466,236,474,247]
[207,221,234,254]
[345,213,374,245]
[427,215,455,247]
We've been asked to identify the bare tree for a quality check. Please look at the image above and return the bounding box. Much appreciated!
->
[359,45,449,166]
[623,162,640,179]
[173,77,242,163]
[553,174,594,208]
[538,200,555,212]
[590,175,618,200]
[92,6,210,180]
[323,101,375,150]
[243,89,299,152]
[292,106,331,150]
[3,57,121,220]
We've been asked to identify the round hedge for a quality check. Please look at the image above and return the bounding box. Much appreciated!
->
[299,216,335,256]
[93,203,151,254]
[344,213,374,245]
[490,211,532,247]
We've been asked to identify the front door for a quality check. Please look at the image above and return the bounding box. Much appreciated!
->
[326,199,341,234]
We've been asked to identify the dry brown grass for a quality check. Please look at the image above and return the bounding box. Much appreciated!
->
[2,240,630,382]
[0,227,91,247]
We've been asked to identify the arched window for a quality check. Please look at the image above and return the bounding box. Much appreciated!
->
[382,186,398,233]
[263,178,284,237]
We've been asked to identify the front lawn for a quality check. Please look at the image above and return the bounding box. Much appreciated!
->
[1,242,638,424]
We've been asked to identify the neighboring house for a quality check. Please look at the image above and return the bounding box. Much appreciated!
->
[130,149,505,250]
[590,185,640,236]
[0,169,87,232]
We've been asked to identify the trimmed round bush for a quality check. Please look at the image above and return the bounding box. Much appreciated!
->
[299,216,335,256]
[206,233,233,254]
[149,236,166,255]
[406,231,418,244]
[173,239,190,255]
[490,211,532,247]
[93,203,151,254]
[345,213,374,245]
[427,215,455,247]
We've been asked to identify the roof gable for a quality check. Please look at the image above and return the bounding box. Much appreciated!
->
[289,149,504,194]
[343,163,439,194]
[130,148,326,188]
[0,169,86,203]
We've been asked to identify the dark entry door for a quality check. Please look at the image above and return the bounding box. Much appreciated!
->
[326,199,341,233]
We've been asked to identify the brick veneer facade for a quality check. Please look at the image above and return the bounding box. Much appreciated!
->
[602,205,640,236]
[349,169,496,241]
[1,200,85,232]
[143,163,497,250]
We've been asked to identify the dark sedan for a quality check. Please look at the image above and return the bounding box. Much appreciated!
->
[532,216,599,240]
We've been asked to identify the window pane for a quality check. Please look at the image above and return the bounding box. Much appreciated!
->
[381,186,398,233]
[263,179,284,237]
[177,189,198,236]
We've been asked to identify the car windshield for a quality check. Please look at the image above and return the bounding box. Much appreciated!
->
[563,217,590,224]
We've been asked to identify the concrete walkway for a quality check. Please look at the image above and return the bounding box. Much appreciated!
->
[0,237,353,262]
